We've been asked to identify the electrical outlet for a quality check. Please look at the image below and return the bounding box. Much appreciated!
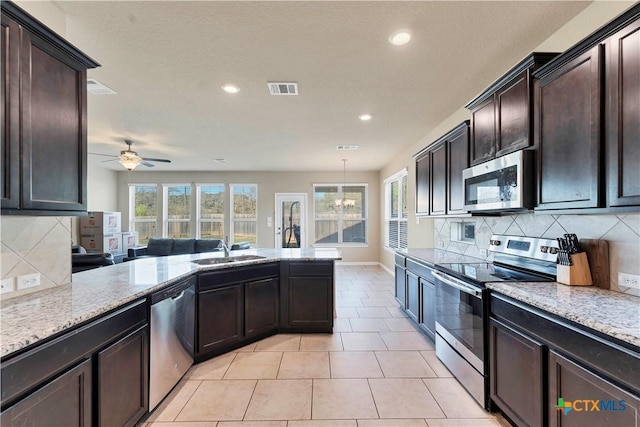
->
[618,272,640,290]
[1,278,15,294]
[16,273,40,290]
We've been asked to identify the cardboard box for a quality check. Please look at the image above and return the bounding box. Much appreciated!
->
[80,211,121,234]
[121,231,140,252]
[81,233,123,254]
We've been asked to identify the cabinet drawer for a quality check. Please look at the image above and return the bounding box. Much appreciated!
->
[288,261,333,277]
[199,263,279,291]
[406,259,435,283]
[395,253,406,268]
[1,299,147,406]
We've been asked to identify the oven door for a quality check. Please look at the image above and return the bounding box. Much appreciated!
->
[432,271,485,373]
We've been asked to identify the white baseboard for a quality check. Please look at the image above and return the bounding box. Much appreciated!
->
[335,261,395,277]
[379,264,394,276]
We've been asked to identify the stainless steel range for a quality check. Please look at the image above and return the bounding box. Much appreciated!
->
[433,235,559,409]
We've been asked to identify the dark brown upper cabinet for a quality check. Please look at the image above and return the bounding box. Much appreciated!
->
[0,2,99,216]
[466,53,558,166]
[533,3,640,212]
[414,121,469,216]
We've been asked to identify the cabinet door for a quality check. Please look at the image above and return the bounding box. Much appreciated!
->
[419,278,435,340]
[607,19,640,207]
[430,142,447,215]
[1,358,92,426]
[405,270,420,322]
[496,70,531,156]
[245,277,279,338]
[0,15,19,209]
[395,265,406,309]
[288,277,333,330]
[470,96,496,166]
[447,126,469,214]
[415,152,430,215]
[535,46,602,210]
[198,284,243,355]
[20,27,87,212]
[548,350,639,427]
[97,327,148,427]
[489,318,544,427]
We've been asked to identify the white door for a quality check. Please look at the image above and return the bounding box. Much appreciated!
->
[275,193,307,248]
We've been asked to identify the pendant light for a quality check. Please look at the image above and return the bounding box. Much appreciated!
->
[335,159,356,208]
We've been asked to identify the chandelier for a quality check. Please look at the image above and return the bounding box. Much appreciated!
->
[335,159,356,208]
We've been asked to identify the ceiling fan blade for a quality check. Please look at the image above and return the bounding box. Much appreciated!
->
[140,161,156,167]
[101,158,118,163]
[141,157,171,163]
[90,152,118,158]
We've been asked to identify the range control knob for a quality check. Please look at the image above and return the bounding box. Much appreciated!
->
[549,247,558,254]
[540,246,549,253]
[490,240,501,246]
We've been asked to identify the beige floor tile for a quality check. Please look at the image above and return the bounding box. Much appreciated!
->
[336,307,359,318]
[349,318,390,332]
[288,420,357,427]
[356,307,394,318]
[357,419,428,426]
[278,352,330,378]
[333,319,353,332]
[254,334,301,351]
[364,290,395,299]
[424,419,501,427]
[337,298,364,307]
[185,352,237,380]
[369,378,445,419]
[341,332,388,351]
[341,290,369,299]
[380,332,434,351]
[386,307,409,318]
[330,351,384,378]
[375,351,437,378]
[383,317,420,332]
[419,351,453,377]
[361,298,395,307]
[176,380,256,421]
[423,378,490,418]
[244,379,312,420]
[147,422,218,427]
[223,352,283,379]
[218,422,286,427]
[146,380,202,422]
[312,379,378,420]
[300,334,343,351]
[233,342,258,352]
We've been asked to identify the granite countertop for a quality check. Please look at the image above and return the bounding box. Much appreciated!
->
[0,248,341,359]
[397,248,484,266]
[486,281,640,348]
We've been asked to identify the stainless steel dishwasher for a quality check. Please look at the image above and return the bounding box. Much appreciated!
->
[149,276,195,410]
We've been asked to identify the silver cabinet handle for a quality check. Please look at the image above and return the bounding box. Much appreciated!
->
[432,271,482,297]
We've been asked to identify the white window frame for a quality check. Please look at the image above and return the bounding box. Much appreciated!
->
[195,183,226,239]
[162,183,192,238]
[230,183,258,245]
[313,183,368,247]
[128,184,159,241]
[384,168,408,251]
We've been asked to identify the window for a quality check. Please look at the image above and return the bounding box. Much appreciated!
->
[314,184,367,245]
[385,170,408,249]
[196,184,225,239]
[129,184,158,244]
[230,184,257,244]
[163,184,191,238]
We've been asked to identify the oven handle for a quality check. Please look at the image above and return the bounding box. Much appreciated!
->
[432,271,482,297]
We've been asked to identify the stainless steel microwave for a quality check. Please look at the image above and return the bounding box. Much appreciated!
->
[462,150,534,212]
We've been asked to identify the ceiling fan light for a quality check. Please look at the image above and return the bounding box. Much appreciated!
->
[119,157,140,170]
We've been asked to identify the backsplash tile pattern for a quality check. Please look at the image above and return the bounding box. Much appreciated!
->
[1,216,72,300]
[435,213,640,296]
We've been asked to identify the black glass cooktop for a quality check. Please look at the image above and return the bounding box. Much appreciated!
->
[435,262,555,286]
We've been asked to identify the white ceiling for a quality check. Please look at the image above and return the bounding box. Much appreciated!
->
[53,1,592,172]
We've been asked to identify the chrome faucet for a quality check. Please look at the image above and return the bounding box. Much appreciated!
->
[221,236,230,257]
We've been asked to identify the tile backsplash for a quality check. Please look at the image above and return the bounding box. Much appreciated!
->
[1,216,72,300]
[434,213,640,296]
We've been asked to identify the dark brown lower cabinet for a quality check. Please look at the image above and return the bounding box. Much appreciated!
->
[395,265,406,309]
[288,276,332,330]
[405,270,420,322]
[245,277,279,338]
[548,350,640,427]
[1,358,92,426]
[490,318,544,427]
[197,284,244,355]
[419,278,435,340]
[97,326,148,427]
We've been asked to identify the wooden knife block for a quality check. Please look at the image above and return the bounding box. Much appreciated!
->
[557,252,593,286]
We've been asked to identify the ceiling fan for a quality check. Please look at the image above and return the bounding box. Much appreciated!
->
[90,140,171,170]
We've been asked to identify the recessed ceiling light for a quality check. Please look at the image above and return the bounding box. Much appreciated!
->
[389,29,412,46]
[213,158,226,163]
[221,84,240,94]
[359,114,372,121]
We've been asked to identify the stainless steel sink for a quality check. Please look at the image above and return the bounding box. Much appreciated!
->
[192,255,266,265]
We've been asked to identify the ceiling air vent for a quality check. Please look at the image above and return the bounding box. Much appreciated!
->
[336,145,359,151]
[268,82,298,95]
[87,79,117,95]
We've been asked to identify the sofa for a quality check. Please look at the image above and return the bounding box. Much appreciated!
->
[124,238,223,261]
[71,245,115,273]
